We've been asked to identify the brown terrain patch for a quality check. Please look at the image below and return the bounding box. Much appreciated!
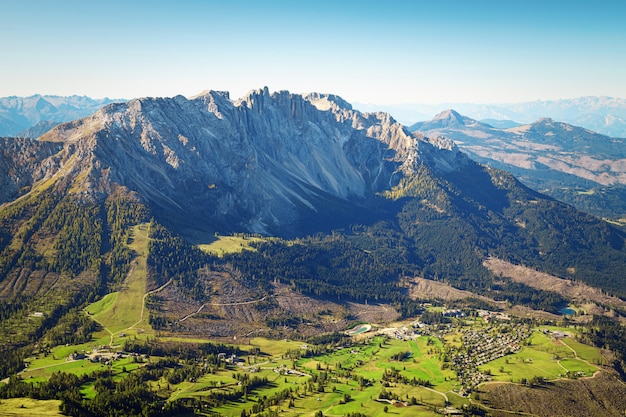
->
[149,267,399,340]
[484,257,626,312]
[404,276,494,303]
[404,275,564,320]
[478,371,626,417]
[505,304,561,321]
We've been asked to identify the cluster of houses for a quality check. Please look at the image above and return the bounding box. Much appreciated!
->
[67,346,128,365]
[374,309,466,341]
[452,323,532,393]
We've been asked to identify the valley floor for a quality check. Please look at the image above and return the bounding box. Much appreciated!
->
[5,302,624,417]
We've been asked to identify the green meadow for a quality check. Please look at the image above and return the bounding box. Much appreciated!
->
[198,235,266,257]
[4,240,609,417]
[163,335,461,417]
[7,318,609,417]
[479,329,599,382]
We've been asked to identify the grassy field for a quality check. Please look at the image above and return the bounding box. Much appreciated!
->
[22,331,111,372]
[479,330,599,382]
[165,335,460,417]
[22,356,140,381]
[84,292,118,316]
[248,337,305,356]
[198,235,265,257]
[561,337,607,365]
[18,223,156,380]
[7,279,612,417]
[0,398,63,416]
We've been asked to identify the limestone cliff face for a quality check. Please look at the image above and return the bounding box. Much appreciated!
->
[2,88,468,234]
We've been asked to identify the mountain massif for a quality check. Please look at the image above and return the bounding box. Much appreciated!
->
[1,88,466,236]
[1,87,625,325]
[412,109,626,219]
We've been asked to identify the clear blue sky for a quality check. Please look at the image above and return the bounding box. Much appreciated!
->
[2,0,625,104]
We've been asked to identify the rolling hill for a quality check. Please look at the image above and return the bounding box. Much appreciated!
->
[411,110,626,219]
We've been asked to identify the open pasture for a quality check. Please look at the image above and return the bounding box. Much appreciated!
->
[479,330,599,382]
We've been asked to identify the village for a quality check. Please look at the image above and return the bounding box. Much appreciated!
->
[451,322,533,393]
[352,307,541,395]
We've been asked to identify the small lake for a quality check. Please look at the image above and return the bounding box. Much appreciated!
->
[559,307,575,315]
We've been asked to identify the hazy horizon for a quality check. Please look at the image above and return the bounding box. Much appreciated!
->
[2,0,625,105]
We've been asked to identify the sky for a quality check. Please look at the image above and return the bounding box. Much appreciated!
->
[2,0,626,105]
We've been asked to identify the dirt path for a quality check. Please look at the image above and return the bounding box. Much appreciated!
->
[130,278,173,330]
[85,278,172,347]
[558,338,603,375]
[423,386,448,403]
[87,313,115,346]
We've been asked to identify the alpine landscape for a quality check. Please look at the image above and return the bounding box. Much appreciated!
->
[2,2,626,417]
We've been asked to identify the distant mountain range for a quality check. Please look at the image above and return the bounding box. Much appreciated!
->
[0,95,122,137]
[411,109,626,219]
[356,96,626,138]
[3,95,626,140]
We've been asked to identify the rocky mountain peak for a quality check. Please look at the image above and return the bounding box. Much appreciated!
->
[190,90,231,101]
[410,109,487,133]
[434,108,463,120]
[305,92,353,112]
[34,96,57,113]
[235,86,272,109]
[535,117,555,125]
[432,109,476,126]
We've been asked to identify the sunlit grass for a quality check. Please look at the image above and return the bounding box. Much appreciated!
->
[198,235,266,257]
[85,292,118,316]
[479,330,599,383]
[0,398,63,416]
[84,223,152,335]
[248,337,305,356]
[561,337,606,365]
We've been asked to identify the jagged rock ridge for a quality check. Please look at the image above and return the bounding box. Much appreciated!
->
[4,88,467,235]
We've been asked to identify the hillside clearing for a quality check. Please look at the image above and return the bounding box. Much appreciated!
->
[479,371,626,417]
[85,223,152,336]
[197,235,266,257]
